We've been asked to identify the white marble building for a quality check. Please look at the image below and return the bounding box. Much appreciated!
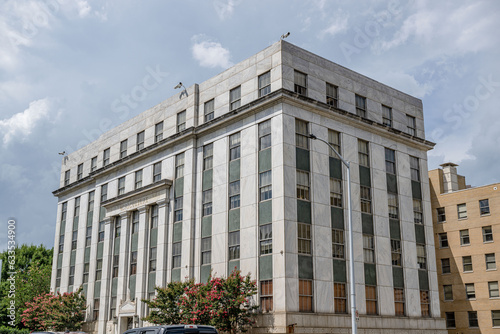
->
[52,41,446,334]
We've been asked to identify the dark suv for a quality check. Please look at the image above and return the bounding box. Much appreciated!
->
[122,325,218,334]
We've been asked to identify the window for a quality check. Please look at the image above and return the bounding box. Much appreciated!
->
[149,247,157,272]
[114,219,121,238]
[420,290,430,317]
[118,176,125,195]
[486,253,496,270]
[153,162,161,182]
[229,86,241,110]
[83,263,89,283]
[391,239,402,266]
[294,70,307,95]
[457,203,467,219]
[410,156,420,181]
[58,235,64,253]
[358,140,369,167]
[103,148,110,166]
[258,71,271,97]
[85,226,92,247]
[175,153,185,179]
[480,199,490,215]
[437,207,446,223]
[334,283,347,314]
[259,224,272,255]
[365,285,377,315]
[201,237,211,265]
[332,229,344,259]
[330,178,342,207]
[296,170,310,200]
[463,256,473,272]
[98,221,105,243]
[135,170,143,189]
[388,193,399,219]
[101,183,107,202]
[229,132,241,161]
[229,180,240,209]
[460,229,470,245]
[204,99,214,122]
[483,225,493,242]
[64,170,70,186]
[326,83,338,107]
[360,186,372,214]
[417,244,427,270]
[394,288,405,316]
[150,204,158,229]
[259,120,271,150]
[413,199,423,224]
[120,140,127,159]
[68,265,75,286]
[88,191,95,213]
[130,251,137,275]
[260,280,273,312]
[382,105,392,127]
[445,312,455,328]
[56,268,61,287]
[110,297,117,319]
[71,230,77,250]
[203,144,213,170]
[363,234,375,263]
[228,231,240,260]
[174,197,183,222]
[95,259,102,281]
[493,310,500,327]
[385,148,396,174]
[93,298,100,320]
[202,190,212,216]
[407,115,416,136]
[74,197,80,217]
[112,255,119,278]
[61,201,68,222]
[298,223,311,255]
[468,311,478,328]
[77,163,83,180]
[439,233,448,248]
[177,111,186,132]
[91,156,97,172]
[355,94,366,117]
[136,131,145,151]
[259,170,272,201]
[131,211,139,234]
[295,119,309,149]
[465,283,475,299]
[489,281,499,298]
[172,241,181,268]
[298,279,313,312]
[443,285,453,301]
[328,130,341,156]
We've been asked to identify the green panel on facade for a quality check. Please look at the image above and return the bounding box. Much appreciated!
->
[114,238,120,254]
[129,275,136,297]
[201,265,211,282]
[419,270,429,290]
[389,219,401,240]
[87,211,93,226]
[73,217,79,230]
[386,174,398,193]
[60,221,66,234]
[364,263,377,285]
[171,268,181,282]
[228,209,240,232]
[82,284,88,297]
[412,180,422,200]
[131,233,138,252]
[150,228,158,246]
[331,207,344,229]
[99,207,106,221]
[148,273,156,293]
[296,148,310,171]
[298,255,313,279]
[202,170,213,191]
[415,224,426,244]
[84,247,91,262]
[258,201,272,225]
[229,160,241,183]
[175,178,184,198]
[392,267,404,288]
[173,222,182,242]
[111,278,118,296]
[258,149,272,173]
[361,213,374,235]
[70,250,76,265]
[297,200,311,224]
[329,157,342,179]
[57,253,63,268]
[201,217,212,238]
[94,281,101,298]
[359,166,371,187]
[97,242,104,259]
[259,255,273,280]
[228,260,240,273]
[333,259,346,283]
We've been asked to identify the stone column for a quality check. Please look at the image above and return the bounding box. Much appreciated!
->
[116,212,130,304]
[135,206,149,326]
[98,217,113,334]
[156,198,169,287]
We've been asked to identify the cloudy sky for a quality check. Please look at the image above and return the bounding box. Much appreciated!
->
[1,0,499,252]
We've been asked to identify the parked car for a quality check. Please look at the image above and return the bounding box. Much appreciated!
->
[122,325,218,334]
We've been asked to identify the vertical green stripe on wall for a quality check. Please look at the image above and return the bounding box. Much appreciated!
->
[175,178,184,198]
[333,259,346,283]
[229,160,241,182]
[201,265,211,282]
[259,255,273,280]
[202,170,213,191]
[171,268,181,282]
[296,148,310,171]
[329,157,342,179]
[228,209,240,231]
[298,255,313,279]
[297,200,311,223]
[258,149,272,173]
[201,217,212,238]
[364,263,377,285]
[331,207,344,229]
[259,201,272,225]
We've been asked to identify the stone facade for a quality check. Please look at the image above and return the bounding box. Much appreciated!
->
[52,41,446,334]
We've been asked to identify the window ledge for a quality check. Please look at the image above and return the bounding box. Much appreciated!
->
[484,240,494,244]
[480,213,491,217]
[461,244,471,247]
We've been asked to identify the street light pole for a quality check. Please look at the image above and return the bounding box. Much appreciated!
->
[309,134,357,334]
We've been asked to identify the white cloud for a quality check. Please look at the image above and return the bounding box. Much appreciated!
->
[0,98,53,145]
[380,71,434,98]
[213,0,237,20]
[77,0,92,18]
[320,15,349,38]
[191,35,233,69]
